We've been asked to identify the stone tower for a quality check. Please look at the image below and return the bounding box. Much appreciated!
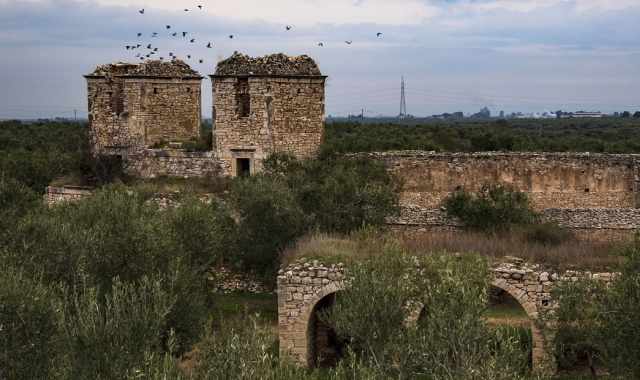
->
[85,60,203,156]
[211,53,327,176]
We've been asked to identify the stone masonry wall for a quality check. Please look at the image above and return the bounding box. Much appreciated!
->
[362,151,640,210]
[45,186,94,206]
[278,257,616,374]
[212,76,325,176]
[124,149,221,178]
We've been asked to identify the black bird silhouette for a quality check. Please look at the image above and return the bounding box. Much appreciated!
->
[166,25,171,29]
[286,25,292,31]
[138,9,144,14]
[146,44,152,49]
[206,42,212,48]
[182,32,188,37]
[318,42,324,47]
[172,32,178,37]
[159,57,164,60]
[198,5,203,9]
[153,47,158,51]
[137,32,142,37]
[199,59,204,63]
[345,40,352,45]
[229,35,234,39]
[169,52,173,56]
[126,45,131,50]
[136,44,141,48]
[140,57,144,60]
[376,32,383,38]
[187,55,191,59]
[184,8,189,11]
[152,32,158,37]
[190,38,195,43]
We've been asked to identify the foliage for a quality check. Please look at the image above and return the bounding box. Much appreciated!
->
[553,239,640,377]
[320,250,532,379]
[229,175,308,279]
[323,119,640,154]
[54,277,176,380]
[0,176,40,242]
[444,185,538,232]
[0,267,57,380]
[519,223,574,246]
[264,153,400,234]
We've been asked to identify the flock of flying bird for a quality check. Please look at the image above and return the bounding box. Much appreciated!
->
[125,4,384,65]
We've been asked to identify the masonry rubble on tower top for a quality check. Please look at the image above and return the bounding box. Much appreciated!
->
[213,52,323,76]
[87,60,201,78]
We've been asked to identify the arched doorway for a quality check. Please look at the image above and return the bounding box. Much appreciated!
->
[306,292,348,368]
[486,285,534,370]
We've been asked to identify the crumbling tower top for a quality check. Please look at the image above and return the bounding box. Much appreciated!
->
[213,52,324,77]
[85,60,202,79]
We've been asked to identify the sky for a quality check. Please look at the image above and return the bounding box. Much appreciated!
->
[0,0,639,119]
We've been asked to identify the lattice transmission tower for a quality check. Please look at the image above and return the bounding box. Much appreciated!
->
[399,76,407,119]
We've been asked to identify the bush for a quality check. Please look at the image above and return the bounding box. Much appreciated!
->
[444,185,538,232]
[0,268,57,380]
[320,250,531,379]
[0,177,40,242]
[54,277,176,379]
[264,153,400,234]
[229,175,308,279]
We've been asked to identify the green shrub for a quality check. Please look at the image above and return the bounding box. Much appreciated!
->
[0,177,40,242]
[0,267,57,380]
[444,185,538,232]
[229,175,308,279]
[264,153,400,234]
[54,277,176,379]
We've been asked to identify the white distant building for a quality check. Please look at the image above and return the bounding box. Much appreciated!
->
[561,111,604,118]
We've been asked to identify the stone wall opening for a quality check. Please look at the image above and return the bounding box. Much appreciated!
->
[235,78,250,118]
[486,285,533,370]
[307,292,347,368]
[236,158,251,177]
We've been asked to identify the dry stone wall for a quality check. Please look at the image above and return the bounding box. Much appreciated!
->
[45,186,94,206]
[124,149,221,178]
[277,257,616,374]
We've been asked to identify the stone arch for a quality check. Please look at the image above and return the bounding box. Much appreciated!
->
[279,281,345,366]
[490,278,553,374]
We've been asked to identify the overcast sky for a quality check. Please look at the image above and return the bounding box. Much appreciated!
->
[0,0,639,118]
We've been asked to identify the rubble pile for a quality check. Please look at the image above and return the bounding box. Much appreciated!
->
[215,52,322,76]
[88,60,200,77]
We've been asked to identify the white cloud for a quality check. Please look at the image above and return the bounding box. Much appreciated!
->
[73,0,440,26]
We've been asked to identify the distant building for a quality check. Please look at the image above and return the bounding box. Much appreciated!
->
[560,111,604,119]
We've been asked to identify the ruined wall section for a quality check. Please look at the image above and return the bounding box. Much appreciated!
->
[124,149,220,178]
[365,151,640,210]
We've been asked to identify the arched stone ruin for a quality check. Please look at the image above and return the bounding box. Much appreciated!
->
[277,257,615,375]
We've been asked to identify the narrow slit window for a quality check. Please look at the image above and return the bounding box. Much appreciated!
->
[235,78,250,117]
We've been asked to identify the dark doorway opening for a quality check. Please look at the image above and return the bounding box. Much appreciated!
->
[236,158,251,177]
[308,293,348,368]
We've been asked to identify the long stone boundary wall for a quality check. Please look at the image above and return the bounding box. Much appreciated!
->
[277,258,616,375]
[124,149,222,178]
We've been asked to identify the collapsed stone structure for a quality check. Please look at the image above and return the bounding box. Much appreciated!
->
[85,60,203,155]
[211,53,327,176]
[277,257,616,374]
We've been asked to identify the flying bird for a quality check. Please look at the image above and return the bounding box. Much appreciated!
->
[153,47,158,52]
[286,25,292,31]
[146,44,152,49]
[229,35,234,39]
[199,59,204,63]
[125,45,131,50]
[345,40,352,45]
[136,44,141,48]
[138,9,144,14]
[137,32,142,37]
[172,32,178,37]
[187,55,191,59]
[206,42,212,48]
[166,25,171,29]
[198,5,203,9]
[152,32,158,37]
[190,38,195,43]
[182,32,188,37]
[318,42,324,47]
[184,8,189,12]
[376,32,383,38]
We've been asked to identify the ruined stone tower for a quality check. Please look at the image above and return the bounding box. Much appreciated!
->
[211,53,327,176]
[85,60,203,155]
